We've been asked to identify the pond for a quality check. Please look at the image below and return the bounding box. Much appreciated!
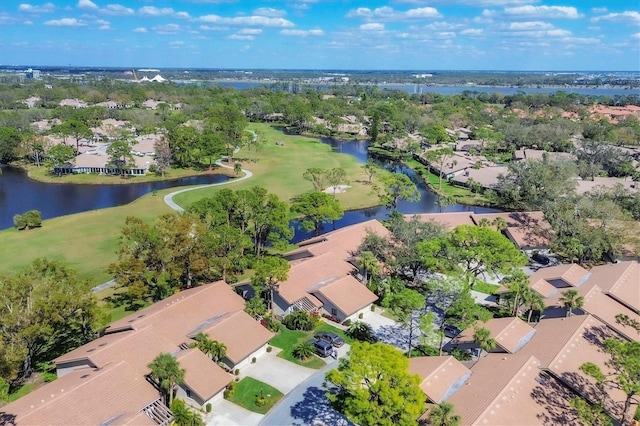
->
[0,166,230,230]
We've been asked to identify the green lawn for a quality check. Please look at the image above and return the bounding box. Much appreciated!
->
[226,377,283,414]
[173,123,381,211]
[472,281,501,295]
[269,322,350,369]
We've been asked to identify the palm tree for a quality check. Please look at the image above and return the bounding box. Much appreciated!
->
[428,401,461,426]
[503,270,530,316]
[357,251,379,287]
[560,289,584,317]
[492,217,508,232]
[191,333,227,362]
[523,290,546,323]
[473,327,497,356]
[148,353,185,406]
[292,342,315,360]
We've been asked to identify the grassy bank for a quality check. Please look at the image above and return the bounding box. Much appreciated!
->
[405,157,493,206]
[173,123,380,211]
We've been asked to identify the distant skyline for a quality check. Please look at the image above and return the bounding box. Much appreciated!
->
[1,1,639,71]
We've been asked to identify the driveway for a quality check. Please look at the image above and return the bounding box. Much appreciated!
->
[359,309,408,351]
[240,349,317,394]
[207,399,263,426]
[259,361,353,426]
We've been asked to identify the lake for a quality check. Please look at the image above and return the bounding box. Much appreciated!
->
[0,137,498,239]
[0,166,230,230]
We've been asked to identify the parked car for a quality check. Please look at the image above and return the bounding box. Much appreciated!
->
[443,325,461,338]
[314,331,345,348]
[308,338,333,358]
[531,252,550,265]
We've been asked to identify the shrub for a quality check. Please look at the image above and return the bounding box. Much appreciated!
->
[371,305,376,312]
[205,403,212,413]
[358,312,364,319]
[263,316,280,332]
[292,342,315,360]
[450,348,472,361]
[282,310,315,331]
[346,321,378,343]
[224,381,237,398]
[255,396,267,407]
[13,210,42,230]
[234,369,240,376]
[266,346,272,353]
[251,357,256,363]
[342,319,352,327]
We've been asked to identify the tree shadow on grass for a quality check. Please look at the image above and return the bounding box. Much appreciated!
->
[289,386,353,426]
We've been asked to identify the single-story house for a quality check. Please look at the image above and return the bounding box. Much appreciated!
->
[175,349,233,409]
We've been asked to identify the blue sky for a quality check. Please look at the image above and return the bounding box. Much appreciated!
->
[1,0,639,70]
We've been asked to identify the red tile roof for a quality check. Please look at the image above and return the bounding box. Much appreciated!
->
[176,349,233,402]
[408,356,471,403]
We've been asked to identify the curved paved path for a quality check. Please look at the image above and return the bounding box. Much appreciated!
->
[163,158,253,211]
[164,130,256,212]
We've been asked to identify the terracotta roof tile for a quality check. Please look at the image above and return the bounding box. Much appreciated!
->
[471,211,551,249]
[176,349,233,402]
[453,317,536,354]
[199,311,274,365]
[310,275,378,317]
[529,263,591,288]
[410,212,475,230]
[408,356,471,403]
[0,361,159,426]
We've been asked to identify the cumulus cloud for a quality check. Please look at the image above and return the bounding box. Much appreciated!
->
[138,6,175,17]
[238,28,263,35]
[254,7,286,18]
[44,17,86,26]
[591,11,640,24]
[360,22,385,31]
[631,32,640,39]
[101,4,134,16]
[133,27,147,33]
[508,21,554,30]
[152,23,181,34]
[199,14,294,27]
[396,0,531,5]
[19,3,55,13]
[504,5,583,19]
[460,28,484,36]
[347,6,440,22]
[228,34,255,40]
[77,0,98,10]
[280,28,324,36]
[96,18,110,30]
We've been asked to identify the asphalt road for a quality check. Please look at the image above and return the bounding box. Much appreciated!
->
[259,360,353,426]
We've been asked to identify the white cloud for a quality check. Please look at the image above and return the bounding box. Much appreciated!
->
[238,28,263,35]
[152,23,181,34]
[169,41,184,46]
[347,6,440,22]
[591,7,607,13]
[254,7,286,18]
[547,29,571,37]
[396,0,532,5]
[504,5,582,19]
[228,34,255,40]
[175,12,190,19]
[508,21,554,30]
[631,33,640,39]
[591,11,640,24]
[44,17,86,26]
[101,4,134,16]
[360,22,385,31]
[77,0,97,10]
[460,28,484,36]
[23,20,33,25]
[138,6,175,17]
[19,3,55,13]
[199,14,294,27]
[281,28,324,36]
[133,27,147,32]
[96,18,110,30]
[199,25,228,31]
